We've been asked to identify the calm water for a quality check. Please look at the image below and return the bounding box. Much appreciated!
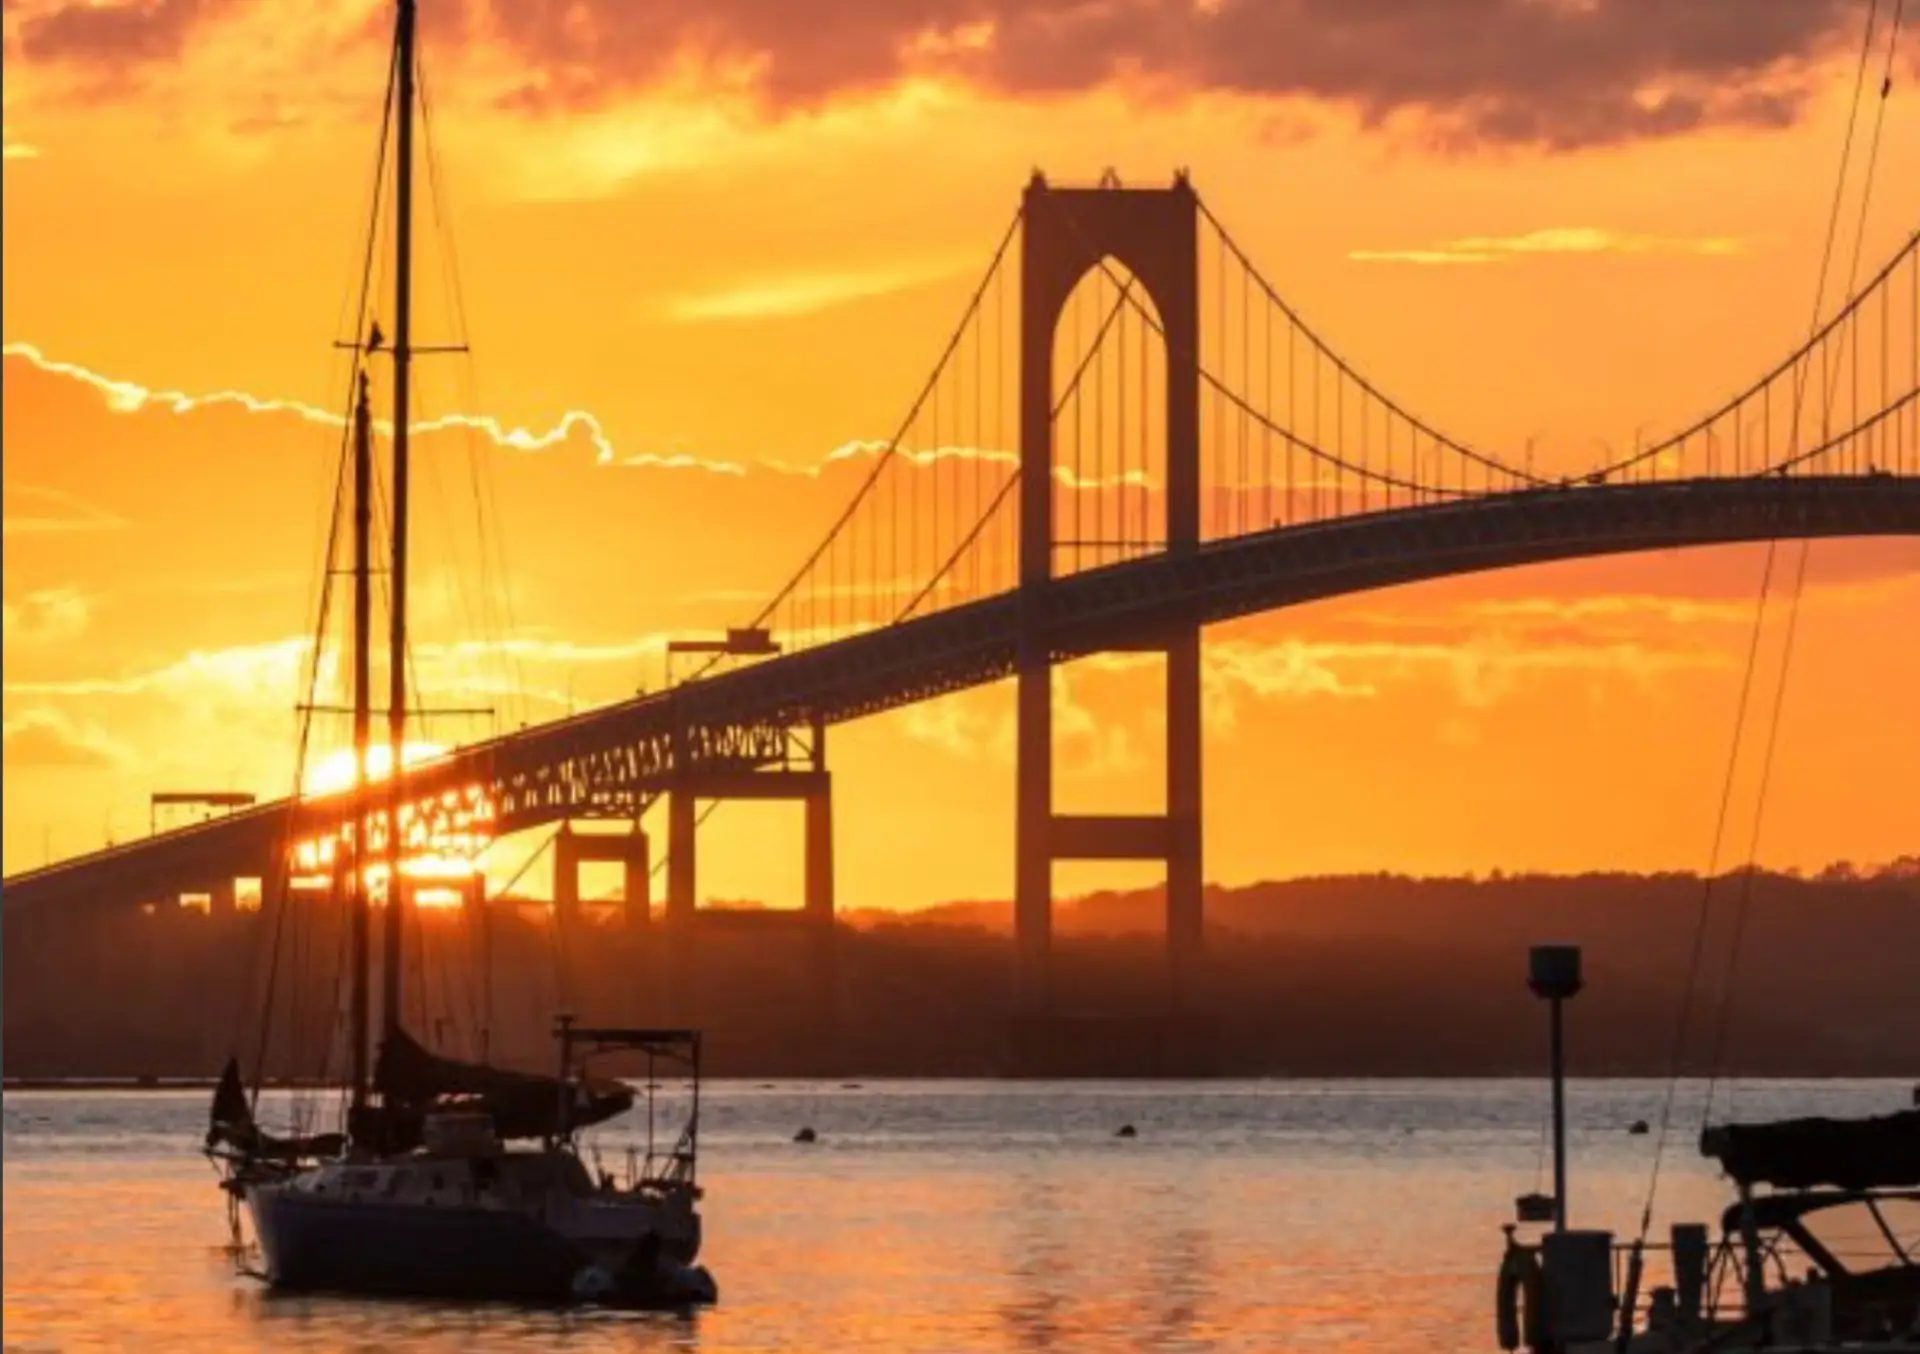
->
[3,1079,1906,1352]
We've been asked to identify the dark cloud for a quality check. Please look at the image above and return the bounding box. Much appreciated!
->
[4,0,1909,151]
[473,0,1898,150]
[14,0,232,66]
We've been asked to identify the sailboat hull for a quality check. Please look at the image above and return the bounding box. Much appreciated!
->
[246,1172,706,1307]
[251,1188,584,1302]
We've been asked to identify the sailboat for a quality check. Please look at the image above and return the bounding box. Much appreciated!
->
[203,0,716,1309]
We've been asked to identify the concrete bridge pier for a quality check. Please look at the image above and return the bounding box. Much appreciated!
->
[552,823,654,1025]
[803,754,837,1039]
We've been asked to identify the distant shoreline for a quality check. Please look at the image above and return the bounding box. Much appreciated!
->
[3,1077,334,1092]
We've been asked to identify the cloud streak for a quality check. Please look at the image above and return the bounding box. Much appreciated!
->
[0,340,762,475]
[5,340,1050,487]
[665,257,974,322]
[3,637,319,701]
[1350,228,1748,265]
[1,484,127,537]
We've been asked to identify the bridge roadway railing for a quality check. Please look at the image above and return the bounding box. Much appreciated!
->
[5,473,1916,912]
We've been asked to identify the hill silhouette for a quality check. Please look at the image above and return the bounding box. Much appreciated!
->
[3,864,1914,1079]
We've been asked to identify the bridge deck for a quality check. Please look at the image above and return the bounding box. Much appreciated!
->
[5,475,1916,912]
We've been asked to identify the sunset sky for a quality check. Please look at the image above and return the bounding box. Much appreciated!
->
[4,0,1918,911]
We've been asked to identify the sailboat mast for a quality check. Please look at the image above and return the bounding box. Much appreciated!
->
[382,0,416,1050]
[349,370,374,1108]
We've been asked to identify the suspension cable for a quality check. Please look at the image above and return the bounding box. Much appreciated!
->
[1194,195,1548,487]
[1082,249,1464,500]
[416,55,529,736]
[687,206,1025,687]
[898,273,1141,620]
[1592,234,1917,483]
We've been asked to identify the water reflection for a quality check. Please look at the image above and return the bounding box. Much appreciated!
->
[1000,1172,1072,1350]
[1142,1222,1212,1348]
[244,1289,705,1352]
[5,1080,1908,1353]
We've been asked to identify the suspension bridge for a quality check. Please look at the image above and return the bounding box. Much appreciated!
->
[5,173,1919,1020]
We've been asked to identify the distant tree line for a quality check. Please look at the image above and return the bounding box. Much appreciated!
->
[4,867,1913,1079]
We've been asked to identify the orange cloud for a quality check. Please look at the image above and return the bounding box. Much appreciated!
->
[2,707,131,770]
[4,636,319,701]
[888,618,1742,762]
[1,586,91,645]
[896,667,1140,774]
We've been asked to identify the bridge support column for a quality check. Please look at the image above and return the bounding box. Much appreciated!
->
[657,722,838,1044]
[665,791,697,1024]
[554,824,581,930]
[804,719,837,1035]
[622,833,651,935]
[1166,626,1203,1006]
[1015,172,1205,1018]
[1015,639,1053,1015]
[552,823,654,1023]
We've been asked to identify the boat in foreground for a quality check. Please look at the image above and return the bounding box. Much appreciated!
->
[202,0,715,1310]
[1491,946,1917,1352]
[219,1023,716,1309]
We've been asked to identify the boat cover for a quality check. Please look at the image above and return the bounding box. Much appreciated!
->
[1700,1109,1920,1191]
[205,1056,347,1160]
[369,1027,634,1146]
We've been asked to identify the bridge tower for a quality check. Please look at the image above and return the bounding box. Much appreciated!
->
[1017,172,1202,1016]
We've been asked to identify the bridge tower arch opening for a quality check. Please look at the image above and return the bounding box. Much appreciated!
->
[1048,255,1171,574]
[1017,171,1202,1018]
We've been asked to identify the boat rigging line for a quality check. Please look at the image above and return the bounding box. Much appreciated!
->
[417,53,530,739]
[235,47,399,1127]
[1632,0,1901,1245]
[1700,0,1907,1132]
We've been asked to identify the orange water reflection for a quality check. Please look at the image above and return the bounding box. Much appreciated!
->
[4,1081,1908,1352]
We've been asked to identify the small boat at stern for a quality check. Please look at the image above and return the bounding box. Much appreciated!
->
[1488,946,1917,1352]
